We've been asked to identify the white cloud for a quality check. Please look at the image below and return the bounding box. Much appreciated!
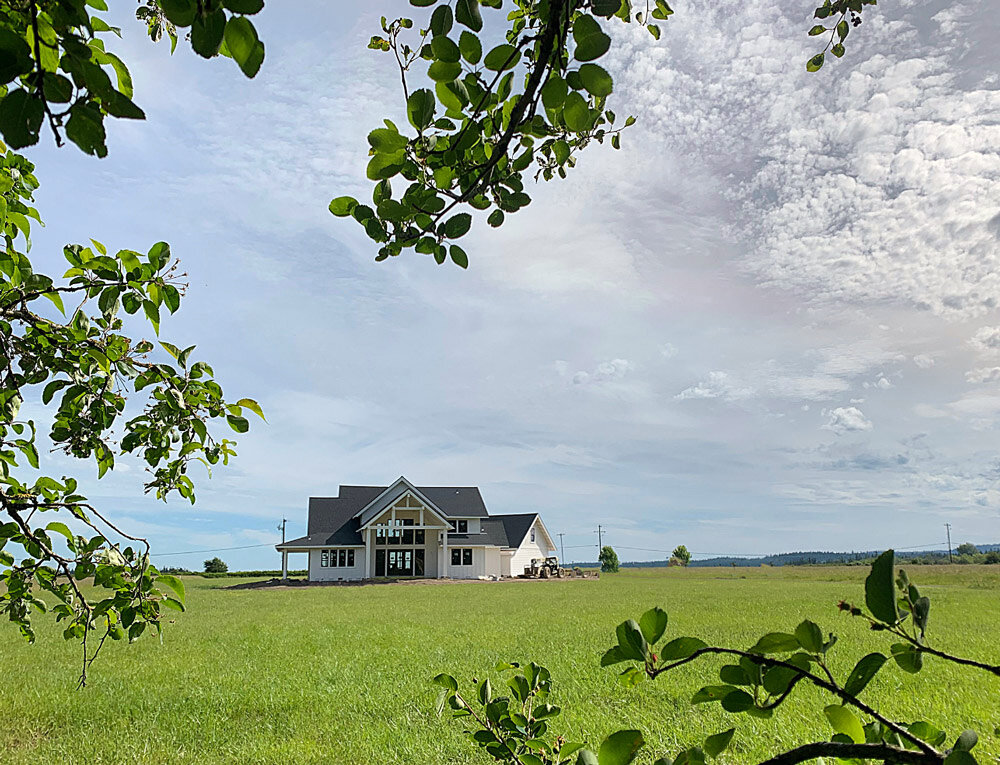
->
[822,406,874,435]
[676,371,754,401]
[970,326,1000,353]
[913,354,935,369]
[573,358,633,385]
[966,367,1000,383]
[660,342,678,359]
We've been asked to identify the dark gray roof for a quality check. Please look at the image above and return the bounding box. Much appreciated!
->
[492,513,539,549]
[278,476,549,552]
[415,486,489,517]
[279,484,493,551]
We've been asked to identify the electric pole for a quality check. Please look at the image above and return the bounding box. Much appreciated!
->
[558,533,565,564]
[278,518,287,544]
[596,525,603,552]
[944,522,953,563]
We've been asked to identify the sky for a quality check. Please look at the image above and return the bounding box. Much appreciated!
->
[20,0,1000,568]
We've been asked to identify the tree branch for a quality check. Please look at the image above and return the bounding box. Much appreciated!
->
[758,741,943,765]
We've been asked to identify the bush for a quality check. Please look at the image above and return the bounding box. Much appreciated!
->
[672,545,692,566]
[203,557,228,574]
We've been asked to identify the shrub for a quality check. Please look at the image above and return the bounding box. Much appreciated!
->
[203,557,228,574]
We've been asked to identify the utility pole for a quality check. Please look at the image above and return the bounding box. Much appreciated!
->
[944,522,953,563]
[558,533,566,564]
[596,525,603,553]
[278,518,287,544]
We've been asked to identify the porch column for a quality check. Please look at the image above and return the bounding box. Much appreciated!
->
[365,527,374,578]
[441,528,448,578]
[281,550,288,580]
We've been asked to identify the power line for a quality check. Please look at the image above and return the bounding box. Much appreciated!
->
[154,542,277,557]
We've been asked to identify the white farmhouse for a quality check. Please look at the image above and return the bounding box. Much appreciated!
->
[275,476,557,581]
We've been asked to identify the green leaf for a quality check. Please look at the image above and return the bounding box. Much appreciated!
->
[224,16,258,71]
[659,636,707,661]
[0,89,44,149]
[366,153,404,181]
[368,128,408,154]
[227,414,250,433]
[638,607,668,645]
[407,89,435,130]
[563,91,591,132]
[442,213,472,239]
[329,197,358,217]
[237,398,266,421]
[592,0,623,18]
[907,722,947,748]
[430,5,453,36]
[577,751,599,765]
[597,730,644,765]
[824,705,865,744]
[42,291,65,314]
[487,209,504,227]
[431,36,461,63]
[191,9,226,58]
[542,76,568,111]
[794,620,823,653]
[703,729,734,759]
[891,641,921,673]
[484,44,520,71]
[806,53,825,72]
[65,103,108,158]
[224,0,265,12]
[449,245,468,269]
[943,752,977,765]
[843,652,887,697]
[459,31,482,63]
[455,0,483,32]
[831,43,845,58]
[574,15,611,61]
[865,550,898,624]
[615,619,648,661]
[160,0,197,26]
[432,673,458,691]
[954,730,978,752]
[578,64,613,97]
[155,574,186,605]
[428,60,462,82]
[749,632,800,654]
[45,522,74,545]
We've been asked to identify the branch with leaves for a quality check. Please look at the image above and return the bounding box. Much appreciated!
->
[333,0,876,267]
[0,2,268,685]
[436,551,996,765]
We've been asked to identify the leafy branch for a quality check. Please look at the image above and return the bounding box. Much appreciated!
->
[437,551,992,765]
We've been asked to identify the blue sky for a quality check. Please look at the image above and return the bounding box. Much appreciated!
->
[22,0,1000,568]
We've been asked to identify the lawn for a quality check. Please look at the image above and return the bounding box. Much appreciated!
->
[1,566,998,764]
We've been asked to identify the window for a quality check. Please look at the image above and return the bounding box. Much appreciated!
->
[456,520,468,533]
[530,527,535,543]
[451,548,473,566]
[321,549,356,568]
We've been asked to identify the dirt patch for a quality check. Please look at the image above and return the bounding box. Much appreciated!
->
[223,573,598,590]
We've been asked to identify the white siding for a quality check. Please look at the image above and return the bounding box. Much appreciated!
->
[509,519,555,577]
[309,548,366,581]
[500,551,513,577]
[445,546,502,578]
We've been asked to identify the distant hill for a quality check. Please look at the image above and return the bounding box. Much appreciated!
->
[569,543,1000,569]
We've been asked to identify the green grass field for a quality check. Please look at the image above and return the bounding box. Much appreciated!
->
[1,566,998,764]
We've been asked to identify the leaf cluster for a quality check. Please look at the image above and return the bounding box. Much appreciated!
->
[0,0,265,156]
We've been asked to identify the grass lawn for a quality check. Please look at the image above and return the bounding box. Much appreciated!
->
[1,565,998,764]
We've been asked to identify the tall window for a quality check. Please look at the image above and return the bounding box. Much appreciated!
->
[456,520,468,533]
[451,548,473,566]
[530,527,535,543]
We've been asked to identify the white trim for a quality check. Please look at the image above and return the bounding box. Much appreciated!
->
[358,488,452,531]
[352,476,453,527]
